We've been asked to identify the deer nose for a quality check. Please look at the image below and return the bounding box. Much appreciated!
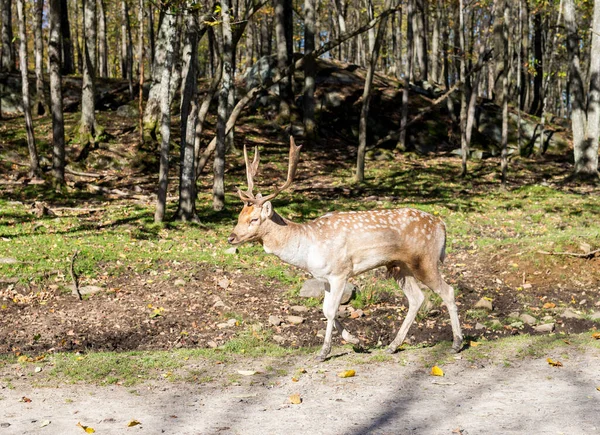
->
[227,233,237,244]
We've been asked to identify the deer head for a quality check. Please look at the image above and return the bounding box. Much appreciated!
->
[228,136,302,245]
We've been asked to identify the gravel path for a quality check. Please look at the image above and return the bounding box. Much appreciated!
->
[1,347,599,435]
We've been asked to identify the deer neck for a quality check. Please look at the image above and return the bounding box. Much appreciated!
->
[260,212,311,269]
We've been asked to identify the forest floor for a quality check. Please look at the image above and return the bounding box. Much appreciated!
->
[1,72,600,433]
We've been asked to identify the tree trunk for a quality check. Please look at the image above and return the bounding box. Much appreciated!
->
[138,0,144,145]
[274,0,293,121]
[397,0,414,151]
[1,0,15,71]
[431,0,441,83]
[500,2,510,185]
[356,0,394,182]
[458,0,469,176]
[80,0,97,151]
[213,0,232,211]
[97,0,108,77]
[529,11,543,115]
[16,0,40,178]
[580,0,600,177]
[413,0,428,82]
[49,0,65,185]
[60,0,74,74]
[144,9,170,138]
[121,0,134,97]
[303,0,317,142]
[564,0,588,175]
[154,9,176,223]
[73,0,82,73]
[176,5,199,222]
[33,0,47,115]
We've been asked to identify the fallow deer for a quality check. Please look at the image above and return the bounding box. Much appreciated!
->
[228,137,463,360]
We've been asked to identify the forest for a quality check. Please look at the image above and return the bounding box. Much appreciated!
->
[0,0,599,216]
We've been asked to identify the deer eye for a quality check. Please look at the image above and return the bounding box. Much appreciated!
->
[249,218,259,224]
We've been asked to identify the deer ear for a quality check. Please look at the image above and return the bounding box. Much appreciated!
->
[261,201,273,220]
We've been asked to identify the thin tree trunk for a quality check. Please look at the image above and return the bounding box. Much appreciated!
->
[176,5,199,222]
[213,0,232,211]
[397,0,414,151]
[49,0,65,185]
[138,0,144,145]
[500,2,510,186]
[121,0,134,97]
[73,0,82,73]
[356,0,394,182]
[458,0,469,177]
[33,0,47,115]
[80,0,97,151]
[144,8,169,138]
[97,0,108,77]
[60,0,74,74]
[16,0,40,178]
[303,0,317,142]
[154,9,176,223]
[1,0,15,72]
[274,0,293,121]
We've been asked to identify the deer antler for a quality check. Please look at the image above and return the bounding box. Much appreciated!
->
[237,136,302,206]
[237,145,260,203]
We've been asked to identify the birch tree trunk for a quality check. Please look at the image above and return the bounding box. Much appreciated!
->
[98,0,108,77]
[80,0,97,150]
[176,5,199,222]
[138,0,144,145]
[16,0,40,178]
[356,0,394,182]
[458,0,469,176]
[213,0,232,211]
[500,2,510,185]
[33,0,47,115]
[49,0,65,185]
[154,9,176,223]
[144,9,169,138]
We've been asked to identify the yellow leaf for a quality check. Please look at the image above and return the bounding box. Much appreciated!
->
[596,386,600,392]
[592,332,600,340]
[17,355,29,363]
[337,370,356,378]
[543,302,556,309]
[469,341,480,347]
[547,358,563,367]
[77,422,95,433]
[128,420,141,427]
[291,377,299,382]
[431,366,445,376]
[289,393,302,404]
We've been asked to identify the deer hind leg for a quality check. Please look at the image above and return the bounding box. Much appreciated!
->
[387,266,425,354]
[417,267,463,353]
[318,276,358,361]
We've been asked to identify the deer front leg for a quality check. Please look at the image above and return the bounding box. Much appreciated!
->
[318,276,358,361]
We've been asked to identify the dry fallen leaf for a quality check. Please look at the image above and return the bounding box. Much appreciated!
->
[77,422,95,433]
[543,302,556,309]
[431,366,445,377]
[592,332,600,340]
[20,396,32,403]
[127,420,141,427]
[289,393,302,405]
[337,370,356,378]
[469,341,480,347]
[547,358,563,367]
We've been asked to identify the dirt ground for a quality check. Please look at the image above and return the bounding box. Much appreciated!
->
[1,344,599,435]
[1,252,599,355]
